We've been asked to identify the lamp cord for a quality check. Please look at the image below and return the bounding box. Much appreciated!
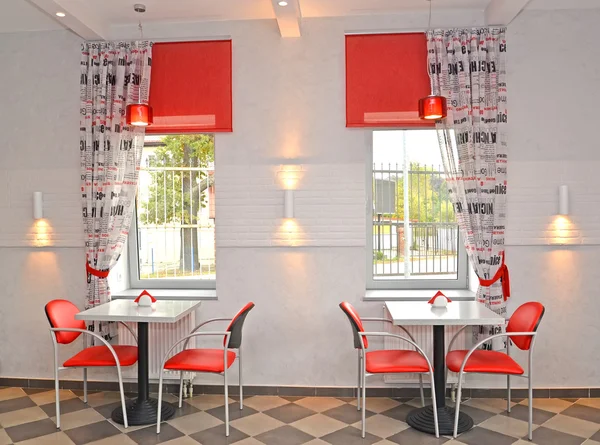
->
[137,19,144,103]
[427,0,434,93]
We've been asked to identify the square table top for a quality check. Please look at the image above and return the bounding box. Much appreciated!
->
[385,300,505,326]
[75,299,201,323]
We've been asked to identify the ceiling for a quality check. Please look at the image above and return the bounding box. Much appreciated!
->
[302,0,491,17]
[4,0,600,37]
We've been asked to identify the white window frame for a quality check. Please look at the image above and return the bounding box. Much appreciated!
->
[366,129,468,290]
[128,136,216,290]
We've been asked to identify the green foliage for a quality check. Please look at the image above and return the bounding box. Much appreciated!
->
[374,251,386,261]
[389,162,454,223]
[140,135,215,226]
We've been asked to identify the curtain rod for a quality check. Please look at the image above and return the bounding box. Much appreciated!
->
[84,35,231,43]
[344,25,505,35]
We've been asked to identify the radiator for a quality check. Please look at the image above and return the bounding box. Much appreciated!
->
[117,311,196,380]
[382,306,469,384]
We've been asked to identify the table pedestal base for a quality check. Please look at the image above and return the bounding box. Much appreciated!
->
[111,398,175,426]
[407,405,473,436]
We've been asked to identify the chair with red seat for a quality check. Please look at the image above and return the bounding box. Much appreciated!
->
[45,299,138,429]
[339,302,439,438]
[156,302,255,435]
[447,301,545,440]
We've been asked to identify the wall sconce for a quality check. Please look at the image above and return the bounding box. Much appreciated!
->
[284,190,294,218]
[33,192,43,219]
[558,185,569,216]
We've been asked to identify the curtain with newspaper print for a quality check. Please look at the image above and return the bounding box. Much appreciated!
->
[80,41,152,341]
[428,28,510,350]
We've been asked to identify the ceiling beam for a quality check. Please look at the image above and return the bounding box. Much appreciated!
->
[26,0,108,40]
[485,0,532,25]
[270,0,301,38]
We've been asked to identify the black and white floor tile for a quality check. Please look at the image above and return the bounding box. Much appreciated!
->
[0,387,599,444]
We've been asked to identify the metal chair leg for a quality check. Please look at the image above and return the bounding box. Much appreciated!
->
[54,367,60,429]
[419,374,425,407]
[453,372,464,438]
[361,357,366,438]
[178,371,184,409]
[157,369,164,434]
[429,371,440,438]
[83,368,88,404]
[239,349,243,410]
[528,353,533,440]
[507,339,511,413]
[224,369,230,437]
[357,350,361,411]
[507,374,511,413]
[116,365,128,429]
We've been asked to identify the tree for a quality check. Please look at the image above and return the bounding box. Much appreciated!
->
[140,134,215,274]
[393,162,454,223]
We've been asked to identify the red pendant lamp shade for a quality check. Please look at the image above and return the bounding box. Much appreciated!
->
[418,95,447,120]
[126,103,153,127]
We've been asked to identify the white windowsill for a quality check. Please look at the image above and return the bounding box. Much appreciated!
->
[112,289,217,301]
[365,289,475,301]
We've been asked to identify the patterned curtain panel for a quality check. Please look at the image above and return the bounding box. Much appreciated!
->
[428,28,509,349]
[80,41,152,341]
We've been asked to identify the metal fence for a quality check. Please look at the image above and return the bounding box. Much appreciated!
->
[373,163,459,279]
[136,164,215,280]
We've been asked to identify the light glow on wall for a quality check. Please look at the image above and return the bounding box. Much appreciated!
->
[23,251,62,293]
[31,220,53,247]
[277,165,304,190]
[280,219,302,246]
[550,215,573,246]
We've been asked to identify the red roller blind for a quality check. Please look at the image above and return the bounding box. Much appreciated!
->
[345,33,433,128]
[148,40,232,134]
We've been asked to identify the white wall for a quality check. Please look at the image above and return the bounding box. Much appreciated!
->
[1,8,599,388]
[0,30,86,378]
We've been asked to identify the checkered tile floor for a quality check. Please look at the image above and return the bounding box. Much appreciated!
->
[0,388,600,444]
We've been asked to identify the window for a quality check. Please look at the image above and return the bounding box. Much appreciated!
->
[129,134,215,289]
[368,130,467,289]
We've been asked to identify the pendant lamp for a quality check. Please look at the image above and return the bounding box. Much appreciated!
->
[126,103,153,127]
[126,4,153,127]
[419,0,447,121]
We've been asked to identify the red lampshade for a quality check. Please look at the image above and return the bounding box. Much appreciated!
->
[418,95,447,120]
[126,103,153,127]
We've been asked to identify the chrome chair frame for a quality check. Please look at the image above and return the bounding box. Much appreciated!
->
[49,325,136,429]
[178,318,245,410]
[451,331,538,439]
[157,330,239,436]
[357,331,439,439]
[358,318,426,410]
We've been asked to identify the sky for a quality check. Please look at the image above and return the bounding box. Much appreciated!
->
[373,129,443,168]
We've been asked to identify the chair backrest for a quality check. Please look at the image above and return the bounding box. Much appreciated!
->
[339,302,368,349]
[506,302,545,350]
[45,299,86,344]
[225,302,255,348]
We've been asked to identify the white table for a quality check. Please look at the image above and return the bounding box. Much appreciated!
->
[76,299,202,426]
[385,301,505,436]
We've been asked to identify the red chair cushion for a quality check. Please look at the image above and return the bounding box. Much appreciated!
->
[45,300,86,344]
[63,346,138,368]
[366,350,430,374]
[164,349,237,373]
[506,302,545,350]
[446,350,524,375]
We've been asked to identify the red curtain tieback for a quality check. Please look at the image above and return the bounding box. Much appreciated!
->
[86,262,109,279]
[478,255,510,301]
